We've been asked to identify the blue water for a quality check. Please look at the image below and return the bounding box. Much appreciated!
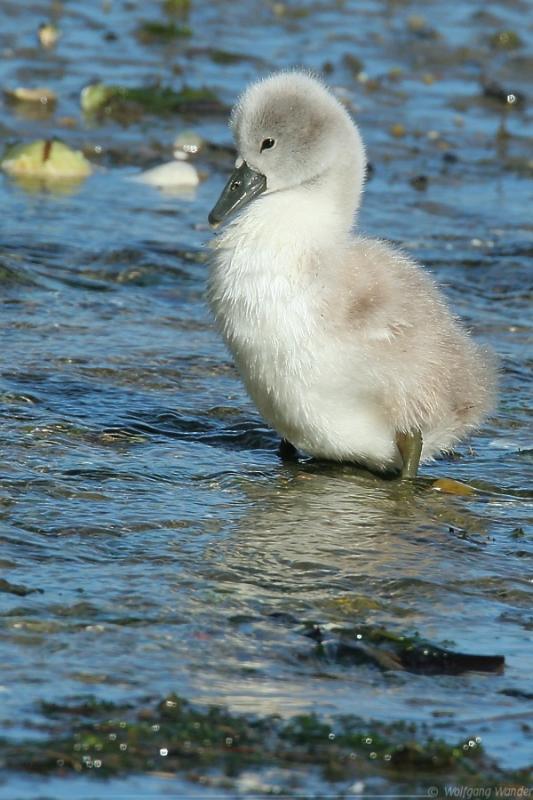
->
[0,0,531,796]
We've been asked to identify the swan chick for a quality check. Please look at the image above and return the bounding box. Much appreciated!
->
[207,72,496,477]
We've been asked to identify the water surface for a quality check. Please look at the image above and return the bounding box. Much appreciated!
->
[0,0,531,796]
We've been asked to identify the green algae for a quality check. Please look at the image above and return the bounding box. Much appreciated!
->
[209,49,247,65]
[81,82,223,119]
[137,20,192,42]
[489,30,523,50]
[1,693,527,790]
[163,0,191,14]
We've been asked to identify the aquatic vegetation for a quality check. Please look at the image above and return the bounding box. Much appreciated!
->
[136,20,192,42]
[163,0,191,14]
[209,49,247,65]
[1,693,526,790]
[488,30,523,50]
[80,82,222,118]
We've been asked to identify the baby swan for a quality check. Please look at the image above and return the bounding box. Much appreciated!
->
[207,72,495,477]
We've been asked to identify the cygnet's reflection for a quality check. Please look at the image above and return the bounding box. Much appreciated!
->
[206,462,489,590]
[190,461,493,716]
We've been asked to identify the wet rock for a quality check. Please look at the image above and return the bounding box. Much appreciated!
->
[442,152,459,164]
[482,80,525,108]
[0,578,43,596]
[131,160,199,188]
[307,624,505,675]
[499,688,533,701]
[409,174,428,191]
[343,54,364,77]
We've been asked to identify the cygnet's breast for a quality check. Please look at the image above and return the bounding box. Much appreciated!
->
[209,226,322,407]
[209,221,370,455]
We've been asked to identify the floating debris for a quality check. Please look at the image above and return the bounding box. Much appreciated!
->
[1,140,92,183]
[4,86,57,106]
[38,22,60,48]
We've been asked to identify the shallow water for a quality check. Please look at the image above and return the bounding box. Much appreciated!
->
[0,0,532,796]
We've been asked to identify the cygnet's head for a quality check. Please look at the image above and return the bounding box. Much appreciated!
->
[209,71,365,227]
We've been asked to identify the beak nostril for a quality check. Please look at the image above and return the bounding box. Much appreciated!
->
[208,161,267,226]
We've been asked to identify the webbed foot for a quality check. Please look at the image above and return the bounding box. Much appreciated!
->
[278,438,298,461]
[396,430,423,479]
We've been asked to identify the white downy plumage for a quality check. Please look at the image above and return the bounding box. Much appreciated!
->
[208,72,495,473]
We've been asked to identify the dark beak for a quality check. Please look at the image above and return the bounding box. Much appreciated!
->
[208,161,267,227]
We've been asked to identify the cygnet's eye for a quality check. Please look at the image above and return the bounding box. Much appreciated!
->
[260,138,276,153]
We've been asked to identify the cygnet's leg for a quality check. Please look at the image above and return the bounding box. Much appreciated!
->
[396,430,423,479]
[278,438,298,461]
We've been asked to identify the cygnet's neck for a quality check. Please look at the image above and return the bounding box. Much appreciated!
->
[238,122,364,253]
[220,164,363,267]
